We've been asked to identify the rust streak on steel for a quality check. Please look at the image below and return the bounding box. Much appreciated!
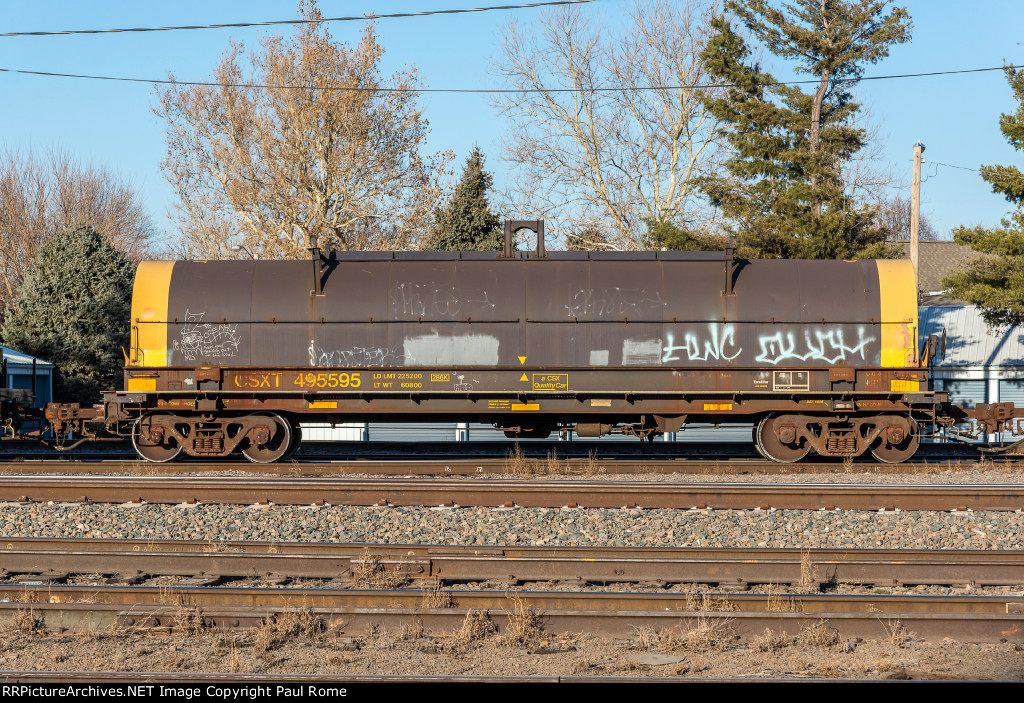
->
[2,587,1023,642]
[3,538,1024,587]
[0,476,1023,511]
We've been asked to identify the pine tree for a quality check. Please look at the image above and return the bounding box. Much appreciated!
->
[943,66,1024,328]
[424,147,504,251]
[642,218,728,251]
[701,1,910,259]
[1,224,134,404]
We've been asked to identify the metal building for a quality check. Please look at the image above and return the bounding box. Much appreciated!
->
[0,345,54,408]
[918,306,1024,440]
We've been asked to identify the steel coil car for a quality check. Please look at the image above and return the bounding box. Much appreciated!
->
[105,231,949,464]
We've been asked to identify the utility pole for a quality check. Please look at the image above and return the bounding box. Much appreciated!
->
[911,141,925,283]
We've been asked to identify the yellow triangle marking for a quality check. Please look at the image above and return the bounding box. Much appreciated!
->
[518,356,527,364]
[520,373,529,382]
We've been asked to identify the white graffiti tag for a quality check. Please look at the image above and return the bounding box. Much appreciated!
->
[755,328,876,366]
[173,310,240,361]
[662,324,742,363]
[308,341,406,367]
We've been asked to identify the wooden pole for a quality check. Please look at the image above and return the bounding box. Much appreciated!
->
[911,141,925,284]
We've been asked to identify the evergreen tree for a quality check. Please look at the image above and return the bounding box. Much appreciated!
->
[943,66,1024,328]
[424,147,504,251]
[1,224,134,404]
[701,1,910,259]
[642,218,728,251]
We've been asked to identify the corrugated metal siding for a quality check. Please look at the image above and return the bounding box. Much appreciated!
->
[943,379,987,408]
[919,307,1024,368]
[1000,380,1024,406]
[299,423,366,441]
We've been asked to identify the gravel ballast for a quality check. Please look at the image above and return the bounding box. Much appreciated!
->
[1,501,1022,550]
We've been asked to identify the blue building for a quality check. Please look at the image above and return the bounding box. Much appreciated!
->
[1,345,54,409]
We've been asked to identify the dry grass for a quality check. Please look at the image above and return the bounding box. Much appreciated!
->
[505,443,532,475]
[881,617,912,648]
[765,583,803,612]
[252,608,325,655]
[799,618,840,648]
[506,445,607,476]
[684,592,736,612]
[799,550,818,592]
[421,577,455,608]
[499,591,542,647]
[5,607,44,634]
[437,610,496,655]
[754,627,792,653]
[351,549,409,589]
[174,605,207,635]
[399,619,426,641]
[545,450,562,475]
[677,615,736,652]
[575,450,605,476]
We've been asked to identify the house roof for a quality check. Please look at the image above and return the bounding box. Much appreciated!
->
[918,306,1024,367]
[0,345,53,368]
[899,241,986,305]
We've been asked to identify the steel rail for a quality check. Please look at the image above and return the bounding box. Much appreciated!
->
[0,438,1001,468]
[0,458,1006,476]
[1,476,1024,510]
[3,538,1024,588]
[1,585,1022,642]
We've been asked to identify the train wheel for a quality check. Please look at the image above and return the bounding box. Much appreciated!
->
[280,425,303,462]
[131,413,183,463]
[756,414,810,463]
[870,419,920,464]
[241,412,293,463]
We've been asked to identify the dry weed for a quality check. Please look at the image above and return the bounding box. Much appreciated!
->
[439,610,496,655]
[5,607,44,634]
[799,618,840,648]
[580,450,604,475]
[753,627,792,653]
[616,659,650,673]
[684,592,736,612]
[881,617,912,648]
[399,619,426,641]
[500,591,542,647]
[351,549,409,589]
[678,615,736,652]
[505,443,532,475]
[175,605,207,635]
[252,607,325,654]
[629,625,661,651]
[421,577,455,608]
[765,583,802,612]
[799,550,818,592]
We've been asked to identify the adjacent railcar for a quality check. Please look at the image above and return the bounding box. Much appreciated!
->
[113,244,936,463]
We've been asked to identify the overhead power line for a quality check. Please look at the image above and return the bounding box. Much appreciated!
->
[0,63,1018,94]
[0,0,600,37]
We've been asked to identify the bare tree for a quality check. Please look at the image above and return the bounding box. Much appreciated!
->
[0,147,156,318]
[156,2,452,260]
[875,194,940,241]
[494,0,725,250]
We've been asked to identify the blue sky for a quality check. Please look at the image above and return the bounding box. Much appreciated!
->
[1,0,1022,246]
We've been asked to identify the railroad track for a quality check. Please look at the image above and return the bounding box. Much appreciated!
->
[3,538,1024,589]
[0,457,1014,477]
[1,476,1024,510]
[0,438,1005,469]
[1,583,1022,643]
